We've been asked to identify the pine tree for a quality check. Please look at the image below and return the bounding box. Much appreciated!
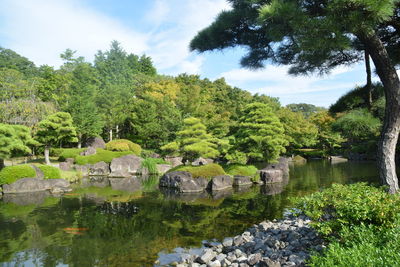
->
[35,112,78,164]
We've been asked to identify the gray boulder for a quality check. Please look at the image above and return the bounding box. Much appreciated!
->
[109,177,141,192]
[157,164,172,174]
[233,176,253,186]
[59,162,72,171]
[264,157,290,175]
[260,169,283,184]
[192,157,214,166]
[159,171,209,193]
[86,136,106,149]
[65,158,75,164]
[164,156,183,167]
[2,178,70,194]
[110,155,143,177]
[330,156,348,163]
[75,164,90,176]
[80,146,97,156]
[210,175,233,191]
[88,161,110,176]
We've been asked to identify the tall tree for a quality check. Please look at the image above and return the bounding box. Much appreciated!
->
[235,103,287,162]
[66,63,103,147]
[191,0,400,193]
[35,112,78,164]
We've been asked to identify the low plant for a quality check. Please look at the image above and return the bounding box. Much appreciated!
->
[37,165,61,179]
[0,165,36,185]
[105,139,142,155]
[169,163,226,179]
[74,149,133,165]
[57,148,85,161]
[224,164,259,182]
[293,183,400,236]
[140,158,170,174]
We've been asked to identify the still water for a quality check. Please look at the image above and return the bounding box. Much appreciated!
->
[0,160,378,267]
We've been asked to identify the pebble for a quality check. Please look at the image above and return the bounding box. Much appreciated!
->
[168,215,324,266]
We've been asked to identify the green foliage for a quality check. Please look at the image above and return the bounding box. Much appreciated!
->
[333,109,381,141]
[224,164,259,182]
[35,112,78,147]
[74,149,133,165]
[310,111,344,152]
[105,139,141,155]
[286,103,325,118]
[295,149,327,159]
[293,183,400,236]
[170,163,226,179]
[162,117,220,161]
[0,124,36,160]
[0,165,36,185]
[225,150,248,165]
[54,148,85,161]
[235,103,287,162]
[0,47,37,77]
[308,224,400,267]
[37,165,61,179]
[140,158,169,174]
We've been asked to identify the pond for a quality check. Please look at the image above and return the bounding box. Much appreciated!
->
[0,160,379,267]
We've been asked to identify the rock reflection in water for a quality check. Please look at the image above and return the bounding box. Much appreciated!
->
[260,177,289,196]
[82,176,110,188]
[109,177,141,192]
[2,191,52,205]
[99,201,139,218]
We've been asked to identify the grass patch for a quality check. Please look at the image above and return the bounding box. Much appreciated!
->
[169,163,226,179]
[224,164,259,182]
[57,148,85,161]
[74,149,133,165]
[60,170,82,183]
[37,165,61,179]
[295,149,327,159]
[140,158,170,174]
[0,165,36,185]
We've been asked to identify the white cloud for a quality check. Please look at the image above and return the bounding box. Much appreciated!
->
[220,64,367,96]
[0,0,150,67]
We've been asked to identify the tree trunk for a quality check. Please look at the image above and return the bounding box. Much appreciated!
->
[44,146,51,165]
[78,133,82,148]
[109,129,113,142]
[116,125,119,139]
[0,158,4,170]
[359,32,400,193]
[365,50,373,109]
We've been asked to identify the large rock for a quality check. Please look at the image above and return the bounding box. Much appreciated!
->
[2,178,70,194]
[59,162,72,171]
[209,175,233,191]
[80,147,97,156]
[192,157,214,166]
[264,157,290,175]
[233,176,253,186]
[75,164,90,176]
[109,177,141,192]
[259,169,283,184]
[157,164,172,175]
[164,156,183,167]
[110,155,143,177]
[86,136,106,149]
[88,161,110,176]
[330,156,348,163]
[159,171,209,193]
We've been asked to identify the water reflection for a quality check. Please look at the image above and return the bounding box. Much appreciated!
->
[0,160,379,267]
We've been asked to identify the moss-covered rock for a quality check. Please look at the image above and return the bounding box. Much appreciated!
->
[105,139,142,155]
[224,164,259,182]
[0,165,36,185]
[169,163,226,179]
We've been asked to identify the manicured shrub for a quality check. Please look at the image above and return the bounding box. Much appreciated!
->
[293,183,400,236]
[224,164,259,182]
[74,149,133,165]
[0,165,36,185]
[170,163,226,179]
[57,148,85,161]
[106,139,142,155]
[37,165,61,179]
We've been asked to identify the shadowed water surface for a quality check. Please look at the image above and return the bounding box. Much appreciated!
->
[0,160,378,267]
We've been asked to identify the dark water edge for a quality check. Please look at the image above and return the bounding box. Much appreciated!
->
[0,160,379,267]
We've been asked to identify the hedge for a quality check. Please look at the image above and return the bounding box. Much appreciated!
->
[105,139,142,155]
[37,165,61,179]
[169,163,226,179]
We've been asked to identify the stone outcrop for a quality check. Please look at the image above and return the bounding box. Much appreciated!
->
[329,156,348,163]
[110,155,143,177]
[159,171,209,193]
[164,156,183,167]
[2,178,70,194]
[86,136,106,149]
[233,176,253,186]
[264,157,290,175]
[157,164,172,175]
[75,164,90,176]
[209,175,233,191]
[59,162,72,171]
[259,169,283,184]
[88,161,110,176]
[80,146,97,156]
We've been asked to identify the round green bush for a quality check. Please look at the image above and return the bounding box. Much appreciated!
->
[0,165,36,185]
[105,139,142,155]
[37,165,61,179]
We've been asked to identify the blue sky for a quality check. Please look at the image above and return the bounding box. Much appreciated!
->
[0,0,375,107]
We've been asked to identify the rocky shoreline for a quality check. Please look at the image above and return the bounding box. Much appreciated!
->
[159,214,325,267]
